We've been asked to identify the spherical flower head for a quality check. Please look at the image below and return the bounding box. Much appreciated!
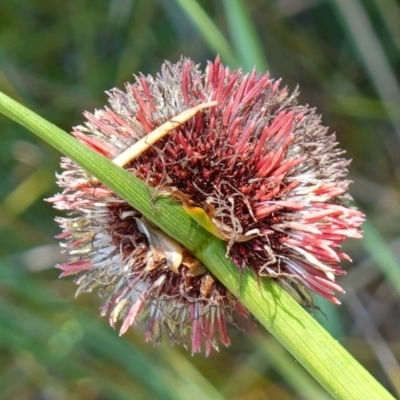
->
[48,56,364,355]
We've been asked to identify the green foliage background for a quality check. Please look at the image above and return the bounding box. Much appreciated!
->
[1,1,400,399]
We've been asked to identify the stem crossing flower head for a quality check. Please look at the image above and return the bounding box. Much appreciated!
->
[48,57,364,355]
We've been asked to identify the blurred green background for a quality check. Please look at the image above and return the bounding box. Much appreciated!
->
[1,0,400,399]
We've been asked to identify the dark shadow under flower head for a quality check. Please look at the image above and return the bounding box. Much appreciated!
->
[48,57,364,355]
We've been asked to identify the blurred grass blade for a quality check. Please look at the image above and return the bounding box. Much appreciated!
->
[345,290,400,397]
[172,0,240,68]
[334,95,400,120]
[331,0,400,142]
[222,0,268,72]
[0,91,395,400]
[0,262,219,400]
[361,220,400,296]
[2,168,53,216]
[371,0,400,55]
[158,346,225,400]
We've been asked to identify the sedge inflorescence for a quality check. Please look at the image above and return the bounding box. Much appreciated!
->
[48,57,364,355]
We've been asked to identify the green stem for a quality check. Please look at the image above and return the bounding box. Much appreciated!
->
[0,91,394,400]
